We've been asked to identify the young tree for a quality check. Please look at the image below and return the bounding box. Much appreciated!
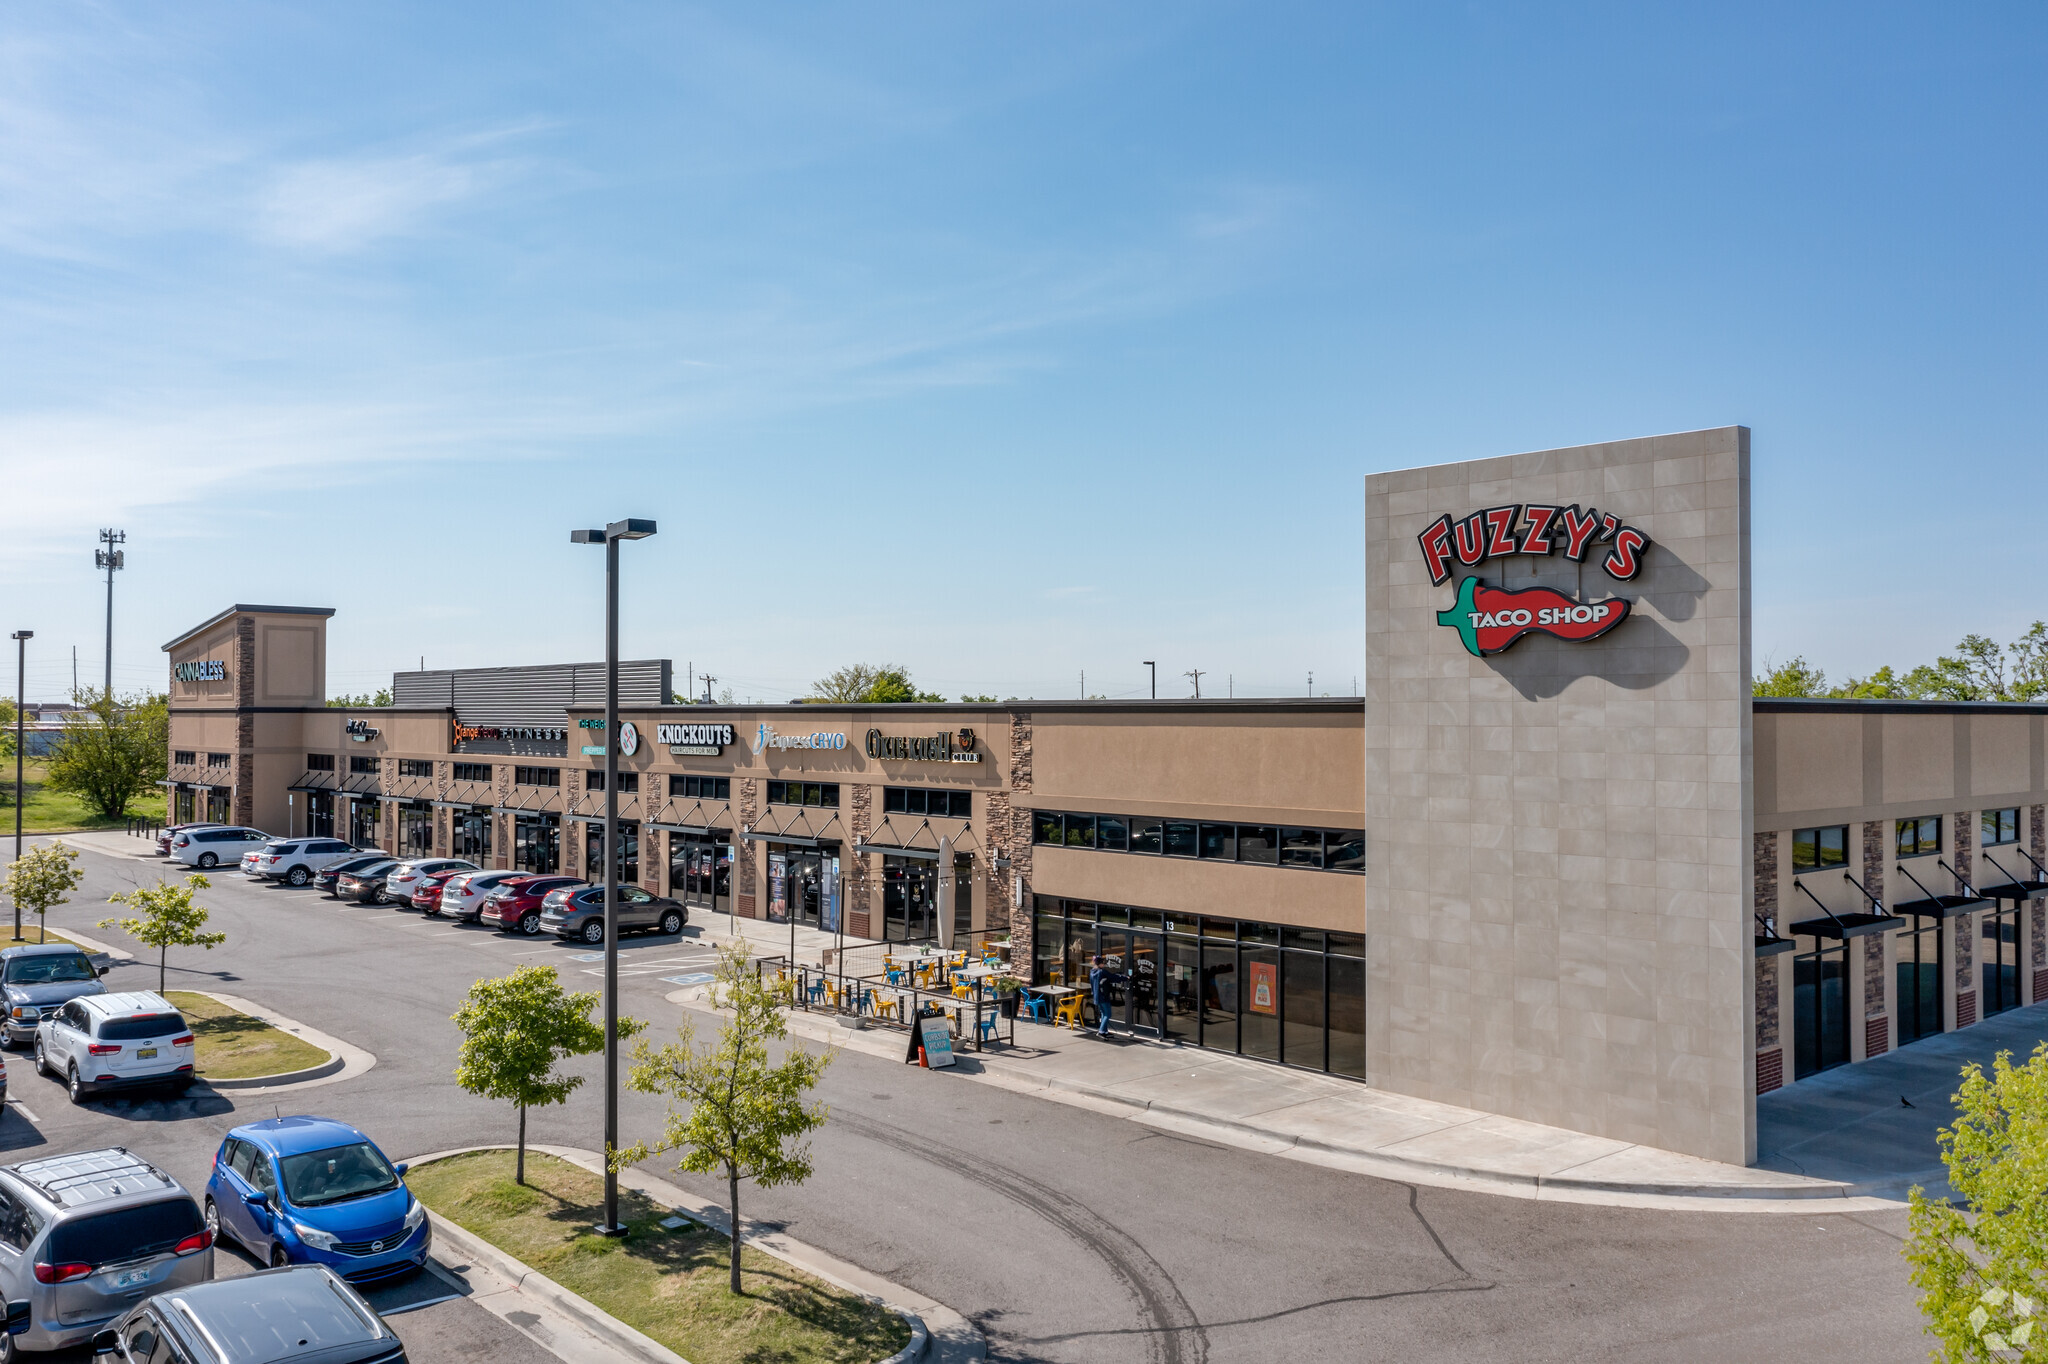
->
[326,690,393,708]
[805,663,945,704]
[1904,1042,2048,1361]
[616,940,831,1294]
[44,689,167,819]
[1753,656,1829,698]
[4,842,85,943]
[100,874,225,991]
[452,965,642,1184]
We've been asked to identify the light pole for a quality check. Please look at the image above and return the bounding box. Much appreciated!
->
[95,530,124,701]
[572,517,655,1239]
[1142,661,1155,700]
[12,631,31,940]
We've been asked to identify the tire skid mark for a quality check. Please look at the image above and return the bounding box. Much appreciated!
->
[837,1110,1208,1364]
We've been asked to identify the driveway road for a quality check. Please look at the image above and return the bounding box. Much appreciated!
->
[9,842,1934,1363]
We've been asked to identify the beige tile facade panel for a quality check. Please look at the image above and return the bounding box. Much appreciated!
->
[1758,709,2048,829]
[1030,843,1365,933]
[1366,427,1753,1166]
[1030,710,1363,819]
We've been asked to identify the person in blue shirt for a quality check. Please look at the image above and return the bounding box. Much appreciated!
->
[1088,954,1125,1038]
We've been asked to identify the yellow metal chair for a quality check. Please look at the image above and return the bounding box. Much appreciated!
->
[872,994,900,1022]
[1053,995,1084,1029]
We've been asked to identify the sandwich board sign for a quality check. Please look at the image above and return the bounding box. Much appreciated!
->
[918,1014,956,1069]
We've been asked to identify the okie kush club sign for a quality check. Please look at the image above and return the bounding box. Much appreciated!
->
[1417,503,1649,658]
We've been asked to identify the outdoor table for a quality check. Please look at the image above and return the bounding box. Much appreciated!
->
[1028,984,1079,997]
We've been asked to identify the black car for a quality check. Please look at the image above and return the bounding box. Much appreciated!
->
[318,856,398,899]
[333,862,401,905]
[94,1264,407,1363]
[0,944,106,1051]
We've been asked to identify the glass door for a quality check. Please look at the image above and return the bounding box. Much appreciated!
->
[1897,916,1943,1045]
[670,838,725,912]
[515,815,559,874]
[305,792,334,839]
[1097,929,1130,1028]
[1793,942,1849,1079]
[1124,933,1162,1034]
[793,849,823,927]
[1983,908,2020,1016]
[1163,936,1200,1042]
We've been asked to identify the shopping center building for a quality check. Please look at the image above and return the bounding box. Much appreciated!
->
[162,426,2047,1167]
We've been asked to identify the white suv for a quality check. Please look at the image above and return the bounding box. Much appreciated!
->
[249,839,373,887]
[169,826,271,869]
[384,858,479,907]
[35,992,195,1102]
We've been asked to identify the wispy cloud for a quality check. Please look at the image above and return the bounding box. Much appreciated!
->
[255,126,542,253]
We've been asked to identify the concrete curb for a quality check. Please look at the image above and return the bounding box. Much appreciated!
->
[742,997,1903,1215]
[406,1144,977,1363]
[183,990,374,1095]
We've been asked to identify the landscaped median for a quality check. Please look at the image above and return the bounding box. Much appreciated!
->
[409,1149,912,1364]
[165,990,333,1084]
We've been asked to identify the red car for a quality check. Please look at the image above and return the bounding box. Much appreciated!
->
[480,875,585,935]
[411,868,469,916]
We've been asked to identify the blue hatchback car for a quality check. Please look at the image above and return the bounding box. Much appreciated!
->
[204,1116,430,1285]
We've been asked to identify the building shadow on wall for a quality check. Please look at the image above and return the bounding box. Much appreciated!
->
[1482,554,1712,701]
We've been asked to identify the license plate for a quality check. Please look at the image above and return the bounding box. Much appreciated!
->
[136,1048,157,1059]
[113,1268,150,1289]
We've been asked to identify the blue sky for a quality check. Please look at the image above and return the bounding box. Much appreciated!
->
[3,3,2044,703]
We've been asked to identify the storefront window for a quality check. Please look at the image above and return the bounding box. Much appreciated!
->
[515,815,560,874]
[205,790,231,823]
[174,790,196,824]
[349,800,381,851]
[1983,908,2021,1016]
[881,856,935,941]
[399,803,434,857]
[454,807,492,862]
[1793,941,1850,1078]
[305,792,334,840]
[584,821,639,883]
[1897,916,1942,1046]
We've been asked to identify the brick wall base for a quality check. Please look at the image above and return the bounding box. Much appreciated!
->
[2035,968,2048,1005]
[850,911,871,939]
[1957,992,1978,1029]
[1757,1049,1784,1095]
[738,893,757,920]
[1864,1015,1889,1059]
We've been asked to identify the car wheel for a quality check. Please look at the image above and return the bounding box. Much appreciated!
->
[197,852,219,869]
[659,909,683,935]
[33,1036,49,1077]
[66,1065,85,1105]
[374,887,390,904]
[286,866,311,887]
[581,919,605,945]
[205,1197,234,1252]
[519,912,541,936]
[270,1244,290,1269]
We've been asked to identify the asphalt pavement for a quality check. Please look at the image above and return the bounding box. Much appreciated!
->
[13,838,1937,1363]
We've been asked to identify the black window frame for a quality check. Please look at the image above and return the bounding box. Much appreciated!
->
[304,753,335,772]
[348,755,377,774]
[1791,825,1850,873]
[586,770,639,794]
[1029,810,1363,874]
[882,786,972,819]
[1896,815,1941,859]
[451,762,492,784]
[172,750,196,766]
[669,775,731,800]
[205,752,230,768]
[515,766,560,788]
[765,780,839,808]
[397,759,435,779]
[1982,807,2021,847]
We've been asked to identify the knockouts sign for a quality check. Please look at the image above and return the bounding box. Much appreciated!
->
[1416,502,1650,658]
[657,722,734,755]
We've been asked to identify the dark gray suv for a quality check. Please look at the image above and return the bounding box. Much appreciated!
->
[538,884,687,943]
[92,1263,407,1363]
[0,945,107,1049]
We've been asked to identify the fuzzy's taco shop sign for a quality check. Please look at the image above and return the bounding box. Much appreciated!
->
[1417,503,1650,658]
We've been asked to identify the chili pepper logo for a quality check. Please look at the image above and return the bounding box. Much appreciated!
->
[1435,577,1631,657]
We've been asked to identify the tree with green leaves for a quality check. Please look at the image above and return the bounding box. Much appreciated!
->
[44,689,167,819]
[100,874,225,992]
[1752,656,1830,698]
[453,966,642,1184]
[1904,1041,2048,1360]
[616,940,831,1294]
[4,842,85,943]
[326,690,393,708]
[805,663,945,704]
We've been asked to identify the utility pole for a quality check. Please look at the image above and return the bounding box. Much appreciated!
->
[1184,668,1204,699]
[12,630,31,937]
[1080,670,1085,699]
[700,673,717,703]
[1142,661,1155,699]
[1308,670,1313,696]
[95,530,124,700]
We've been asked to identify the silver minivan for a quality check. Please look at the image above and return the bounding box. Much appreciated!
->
[168,827,270,870]
[0,1148,211,1353]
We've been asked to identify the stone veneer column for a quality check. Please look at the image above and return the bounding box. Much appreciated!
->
[2033,806,2047,1003]
[232,618,257,827]
[563,771,582,877]
[848,784,873,938]
[1007,713,1033,925]
[736,779,758,918]
[1365,428,1753,1165]
[984,790,1014,934]
[1753,831,1783,1093]
[1954,809,1977,1027]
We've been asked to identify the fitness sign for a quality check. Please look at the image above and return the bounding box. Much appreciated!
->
[1417,503,1649,658]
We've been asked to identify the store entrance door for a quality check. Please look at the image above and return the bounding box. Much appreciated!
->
[1096,930,1163,1035]
[670,837,729,915]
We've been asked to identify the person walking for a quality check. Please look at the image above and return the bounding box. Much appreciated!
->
[1089,953,1125,1039]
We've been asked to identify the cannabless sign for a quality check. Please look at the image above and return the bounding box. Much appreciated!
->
[1417,502,1650,658]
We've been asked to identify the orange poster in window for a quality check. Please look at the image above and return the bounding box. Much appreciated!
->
[1248,960,1277,1015]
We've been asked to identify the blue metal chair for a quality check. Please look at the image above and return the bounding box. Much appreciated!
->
[1017,992,1049,1022]
[806,976,826,1005]
[977,1012,1001,1044]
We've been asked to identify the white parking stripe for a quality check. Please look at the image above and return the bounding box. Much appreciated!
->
[10,1102,40,1123]
[376,1292,463,1316]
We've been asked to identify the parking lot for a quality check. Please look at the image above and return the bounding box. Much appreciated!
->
[10,836,1938,1364]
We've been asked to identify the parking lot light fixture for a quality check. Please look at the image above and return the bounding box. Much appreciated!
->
[12,629,31,939]
[572,519,655,1239]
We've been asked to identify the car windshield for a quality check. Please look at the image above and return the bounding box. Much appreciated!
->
[280,1142,401,1208]
[5,954,94,984]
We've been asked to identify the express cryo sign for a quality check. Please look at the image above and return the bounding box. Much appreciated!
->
[1418,502,1651,658]
[753,723,848,754]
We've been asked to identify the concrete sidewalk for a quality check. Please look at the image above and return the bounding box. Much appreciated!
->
[1757,998,2048,1201]
[673,987,1896,1213]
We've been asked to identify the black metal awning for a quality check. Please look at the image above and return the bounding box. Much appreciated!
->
[739,831,836,849]
[853,842,942,861]
[432,800,492,810]
[1791,912,1905,941]
[647,823,730,836]
[1977,880,2048,901]
[1755,935,1798,957]
[1893,893,1990,919]
[287,770,337,794]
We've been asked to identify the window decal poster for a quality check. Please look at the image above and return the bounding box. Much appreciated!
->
[1248,960,1277,1015]
[769,852,788,922]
